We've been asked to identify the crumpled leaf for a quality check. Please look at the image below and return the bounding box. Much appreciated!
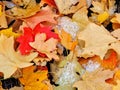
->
[54,0,86,14]
[0,34,38,79]
[30,33,59,60]
[0,27,20,38]
[56,29,78,50]
[77,22,120,59]
[24,6,58,29]
[19,66,48,90]
[112,80,120,90]
[17,27,34,55]
[111,13,120,30]
[8,0,41,18]
[73,68,114,90]
[102,50,117,70]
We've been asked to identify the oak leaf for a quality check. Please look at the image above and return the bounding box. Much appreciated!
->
[0,34,38,79]
[29,33,59,60]
[19,66,48,90]
[73,68,114,90]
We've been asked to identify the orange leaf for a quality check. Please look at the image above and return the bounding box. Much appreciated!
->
[19,66,48,90]
[56,29,78,50]
[102,50,117,70]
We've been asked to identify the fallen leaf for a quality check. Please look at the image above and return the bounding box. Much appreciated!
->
[54,0,86,14]
[8,0,41,18]
[33,23,60,40]
[102,50,118,70]
[114,70,120,80]
[77,23,120,59]
[19,66,48,90]
[56,29,78,50]
[24,6,58,29]
[17,27,34,55]
[0,27,20,38]
[0,34,38,79]
[30,33,59,60]
[73,68,114,90]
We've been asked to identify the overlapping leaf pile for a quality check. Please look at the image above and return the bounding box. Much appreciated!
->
[0,0,120,90]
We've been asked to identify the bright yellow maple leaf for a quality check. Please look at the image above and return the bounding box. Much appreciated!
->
[73,68,114,90]
[19,66,48,90]
[0,34,38,79]
[0,27,20,38]
[29,33,59,60]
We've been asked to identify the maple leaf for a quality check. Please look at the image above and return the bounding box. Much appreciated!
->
[73,68,114,90]
[24,6,58,29]
[33,23,60,40]
[56,29,77,50]
[0,34,38,79]
[77,23,120,59]
[54,0,86,14]
[17,27,34,55]
[29,33,59,60]
[19,66,48,90]
[0,27,20,38]
[101,50,118,70]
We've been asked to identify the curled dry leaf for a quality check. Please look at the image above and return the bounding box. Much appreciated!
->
[0,34,38,79]
[73,68,114,90]
[54,0,86,14]
[77,22,120,59]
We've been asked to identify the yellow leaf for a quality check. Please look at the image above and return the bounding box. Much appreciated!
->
[73,68,114,90]
[57,30,78,50]
[0,5,2,16]
[54,0,86,14]
[0,27,20,38]
[114,70,120,80]
[113,80,120,90]
[97,11,109,23]
[19,66,48,90]
[0,34,38,79]
[77,23,120,59]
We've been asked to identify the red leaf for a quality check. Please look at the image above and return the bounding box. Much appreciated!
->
[33,23,60,40]
[42,0,56,7]
[17,27,34,55]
